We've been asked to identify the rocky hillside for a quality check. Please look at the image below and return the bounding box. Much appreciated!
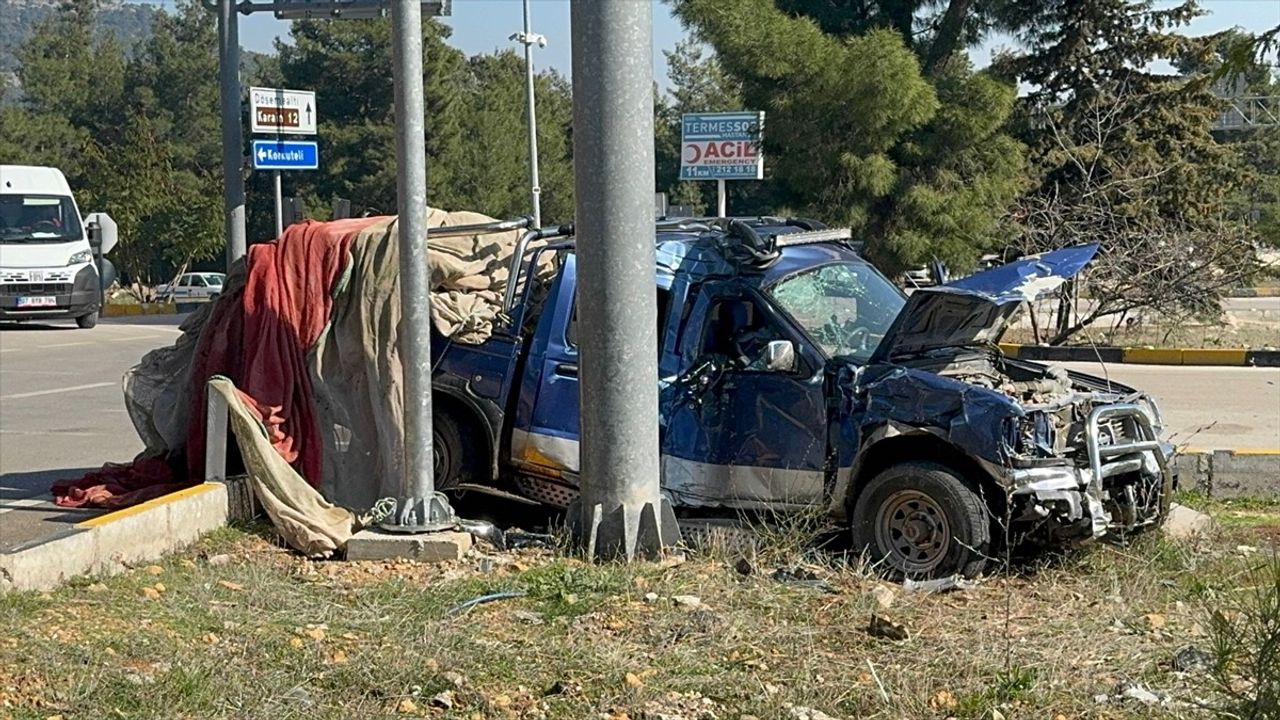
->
[0,0,155,77]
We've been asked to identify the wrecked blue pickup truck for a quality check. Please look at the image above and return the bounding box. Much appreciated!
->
[430,217,1174,578]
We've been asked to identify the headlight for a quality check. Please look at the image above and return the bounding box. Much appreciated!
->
[67,250,92,265]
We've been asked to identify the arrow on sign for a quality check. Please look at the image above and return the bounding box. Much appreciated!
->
[257,147,268,162]
[306,103,312,125]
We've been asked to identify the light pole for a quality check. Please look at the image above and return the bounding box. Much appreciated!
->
[510,0,545,228]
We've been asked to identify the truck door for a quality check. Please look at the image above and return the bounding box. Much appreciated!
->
[512,255,676,498]
[660,283,830,510]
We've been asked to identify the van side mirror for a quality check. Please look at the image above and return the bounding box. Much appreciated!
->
[765,339,797,373]
[84,212,117,255]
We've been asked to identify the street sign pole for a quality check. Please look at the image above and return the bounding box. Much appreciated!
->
[717,178,726,217]
[217,0,246,270]
[381,0,454,533]
[273,171,284,238]
[570,0,677,561]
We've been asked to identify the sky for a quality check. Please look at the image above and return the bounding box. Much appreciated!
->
[140,0,1280,88]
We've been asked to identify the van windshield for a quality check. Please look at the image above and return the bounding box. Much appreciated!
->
[0,194,83,244]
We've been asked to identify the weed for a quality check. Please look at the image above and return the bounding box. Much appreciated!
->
[1200,549,1280,719]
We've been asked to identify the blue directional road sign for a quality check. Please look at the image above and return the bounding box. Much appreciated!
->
[252,140,319,171]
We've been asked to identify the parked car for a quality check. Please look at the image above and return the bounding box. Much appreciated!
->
[158,272,225,300]
[428,217,1173,578]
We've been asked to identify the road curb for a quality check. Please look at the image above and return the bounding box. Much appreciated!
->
[1174,450,1280,499]
[1000,343,1280,367]
[0,482,230,594]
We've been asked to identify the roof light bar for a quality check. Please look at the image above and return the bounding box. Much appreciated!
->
[772,227,853,247]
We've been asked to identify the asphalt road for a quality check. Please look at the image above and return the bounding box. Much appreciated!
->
[0,315,183,550]
[1059,361,1280,450]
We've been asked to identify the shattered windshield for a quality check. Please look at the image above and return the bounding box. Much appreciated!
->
[767,261,905,363]
[0,194,83,244]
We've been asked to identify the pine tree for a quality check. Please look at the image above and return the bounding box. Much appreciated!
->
[672,0,1026,271]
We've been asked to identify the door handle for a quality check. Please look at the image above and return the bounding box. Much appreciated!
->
[554,363,578,378]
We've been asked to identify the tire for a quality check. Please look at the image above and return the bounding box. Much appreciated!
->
[76,311,98,329]
[432,412,479,491]
[851,461,991,579]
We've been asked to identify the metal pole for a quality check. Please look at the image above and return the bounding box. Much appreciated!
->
[217,0,246,269]
[273,171,284,238]
[717,178,726,217]
[513,0,543,228]
[570,0,677,560]
[382,0,453,533]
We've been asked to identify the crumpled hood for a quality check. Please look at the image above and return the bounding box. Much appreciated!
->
[872,244,1100,361]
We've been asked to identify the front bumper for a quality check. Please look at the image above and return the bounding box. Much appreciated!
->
[0,264,100,320]
[1008,403,1174,540]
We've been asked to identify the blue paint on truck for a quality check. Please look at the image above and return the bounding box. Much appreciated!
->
[429,220,1172,577]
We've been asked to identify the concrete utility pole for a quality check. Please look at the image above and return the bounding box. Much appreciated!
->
[382,0,454,532]
[569,0,678,560]
[511,0,545,228]
[217,0,246,270]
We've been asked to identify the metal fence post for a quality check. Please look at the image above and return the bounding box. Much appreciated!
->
[217,0,246,269]
[569,0,678,560]
[382,0,454,533]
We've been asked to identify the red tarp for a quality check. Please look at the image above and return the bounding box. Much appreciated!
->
[52,218,383,509]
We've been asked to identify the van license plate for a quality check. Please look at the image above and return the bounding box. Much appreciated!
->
[16,296,57,308]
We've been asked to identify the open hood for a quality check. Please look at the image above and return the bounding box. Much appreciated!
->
[872,244,1100,361]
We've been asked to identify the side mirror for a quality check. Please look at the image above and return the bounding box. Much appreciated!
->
[84,212,118,255]
[765,339,797,373]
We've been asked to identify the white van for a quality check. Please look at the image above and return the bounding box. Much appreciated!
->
[0,166,116,328]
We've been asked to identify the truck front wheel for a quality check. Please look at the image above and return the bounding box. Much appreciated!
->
[851,462,990,579]
[76,311,98,329]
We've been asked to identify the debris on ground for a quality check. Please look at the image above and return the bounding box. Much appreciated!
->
[1170,645,1213,673]
[902,575,978,593]
[771,566,839,594]
[870,583,896,609]
[733,557,754,576]
[430,689,455,709]
[1163,504,1215,541]
[445,590,527,616]
[786,704,839,720]
[671,595,705,610]
[866,614,910,642]
[1097,682,1173,707]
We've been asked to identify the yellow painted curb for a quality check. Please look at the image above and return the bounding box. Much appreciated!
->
[103,303,179,317]
[76,483,220,529]
[998,343,1021,355]
[1231,448,1280,456]
[1182,348,1248,365]
[1123,347,1183,365]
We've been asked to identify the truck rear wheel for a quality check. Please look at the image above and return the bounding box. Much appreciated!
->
[76,311,98,329]
[851,462,990,579]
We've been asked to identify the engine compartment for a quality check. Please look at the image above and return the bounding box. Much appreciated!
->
[896,349,1141,461]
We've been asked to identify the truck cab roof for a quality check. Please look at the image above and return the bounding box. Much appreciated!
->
[650,216,866,286]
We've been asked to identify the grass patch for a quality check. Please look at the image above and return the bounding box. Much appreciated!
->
[2,507,1278,719]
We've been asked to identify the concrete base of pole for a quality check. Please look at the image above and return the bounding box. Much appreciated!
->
[345,529,473,563]
[570,497,680,561]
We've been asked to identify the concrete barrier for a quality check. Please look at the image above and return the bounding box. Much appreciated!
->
[1176,450,1280,498]
[0,482,232,594]
[103,303,180,317]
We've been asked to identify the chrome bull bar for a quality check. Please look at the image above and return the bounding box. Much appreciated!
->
[1084,403,1170,531]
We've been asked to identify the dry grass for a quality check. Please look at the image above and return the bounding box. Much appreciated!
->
[1,503,1278,720]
